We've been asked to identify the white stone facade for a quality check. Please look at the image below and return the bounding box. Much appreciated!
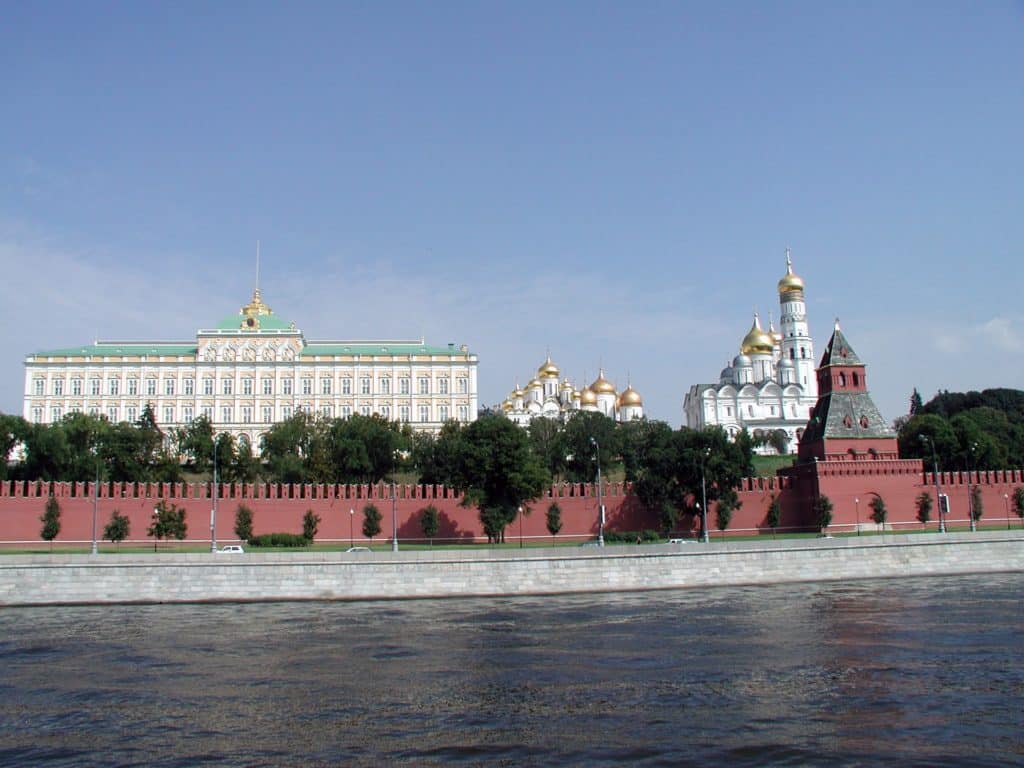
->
[23,289,478,448]
[683,252,817,453]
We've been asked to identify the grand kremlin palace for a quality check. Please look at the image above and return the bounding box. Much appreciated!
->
[23,288,479,449]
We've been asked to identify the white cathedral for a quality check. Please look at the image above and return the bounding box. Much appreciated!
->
[683,252,817,453]
[502,357,644,426]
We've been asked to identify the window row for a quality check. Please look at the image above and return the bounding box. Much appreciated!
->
[33,375,471,397]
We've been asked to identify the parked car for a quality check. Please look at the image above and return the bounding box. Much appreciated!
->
[216,545,245,554]
[345,546,371,553]
[667,538,694,544]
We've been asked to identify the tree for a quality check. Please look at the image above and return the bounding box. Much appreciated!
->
[1013,487,1024,528]
[766,495,782,538]
[869,496,888,527]
[909,388,923,415]
[362,503,382,542]
[527,417,567,480]
[715,488,741,536]
[302,509,321,542]
[0,414,29,480]
[969,486,983,523]
[546,502,563,542]
[103,510,130,550]
[40,495,61,551]
[420,504,439,545]
[562,411,618,483]
[235,504,254,542]
[915,492,933,528]
[148,500,187,551]
[629,421,680,533]
[768,429,790,456]
[814,495,834,533]
[174,415,214,474]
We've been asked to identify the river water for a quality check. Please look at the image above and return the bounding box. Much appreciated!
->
[0,574,1020,767]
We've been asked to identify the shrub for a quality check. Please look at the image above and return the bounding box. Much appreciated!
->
[104,510,130,549]
[40,496,61,551]
[248,533,311,548]
[814,495,834,532]
[870,496,888,526]
[362,504,382,541]
[302,509,321,541]
[545,502,563,539]
[420,505,439,544]
[915,492,932,526]
[235,504,254,541]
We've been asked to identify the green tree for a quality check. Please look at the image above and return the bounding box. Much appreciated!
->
[235,504,254,542]
[1013,487,1024,527]
[814,495,834,533]
[869,496,888,527]
[562,411,618,483]
[0,414,29,480]
[302,509,321,541]
[148,500,187,551]
[40,495,61,551]
[174,415,215,473]
[910,388,923,415]
[412,420,467,486]
[969,485,983,522]
[103,510,130,549]
[527,417,567,480]
[630,421,680,533]
[715,488,741,536]
[766,495,782,538]
[362,503,382,542]
[545,502,563,542]
[768,429,790,455]
[230,437,262,483]
[420,504,439,545]
[260,412,315,483]
[915,491,932,527]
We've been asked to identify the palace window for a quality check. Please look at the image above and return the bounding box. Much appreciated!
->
[107,407,119,422]
[222,379,233,395]
[53,379,63,396]
[127,406,138,423]
[164,379,174,396]
[242,407,253,424]
[262,378,273,395]
[184,406,194,423]
[184,378,194,396]
[379,405,390,420]
[221,406,232,423]
[33,379,44,396]
[51,406,62,422]
[341,379,352,395]
[321,378,332,395]
[457,377,468,394]
[360,378,371,395]
[380,378,391,394]
[418,404,430,422]
[144,379,155,396]
[163,406,174,424]
[438,379,449,395]
[262,406,272,423]
[108,379,120,396]
[399,405,410,423]
[72,379,82,396]
[32,406,43,423]
[241,378,252,396]
[282,406,292,420]
[301,378,312,395]
[91,378,101,396]
[418,378,430,395]
[457,405,469,422]
[283,379,293,396]
[399,378,410,395]
[203,378,214,396]
[439,405,449,422]
[321,405,333,418]
[340,405,352,419]
[359,405,370,417]
[200,406,212,421]
[88,407,99,417]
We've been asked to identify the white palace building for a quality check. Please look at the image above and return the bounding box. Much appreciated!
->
[23,287,479,449]
[683,252,818,453]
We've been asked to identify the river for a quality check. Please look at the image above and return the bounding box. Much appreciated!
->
[0,573,1020,766]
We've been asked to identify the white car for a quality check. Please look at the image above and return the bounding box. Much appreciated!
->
[345,546,371,553]
[216,545,245,554]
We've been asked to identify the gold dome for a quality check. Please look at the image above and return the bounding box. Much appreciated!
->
[740,314,775,355]
[618,385,643,407]
[511,383,525,399]
[590,369,617,394]
[572,390,581,400]
[580,387,598,405]
[501,399,513,412]
[527,378,542,389]
[777,251,805,295]
[560,378,574,391]
[537,355,560,379]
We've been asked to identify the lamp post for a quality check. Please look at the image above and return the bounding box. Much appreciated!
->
[91,447,99,555]
[591,437,604,546]
[700,448,709,544]
[210,438,218,553]
[519,506,524,549]
[349,508,355,547]
[391,481,398,552]
[967,442,978,532]
[920,435,945,533]
[855,497,860,536]
[1004,493,1010,531]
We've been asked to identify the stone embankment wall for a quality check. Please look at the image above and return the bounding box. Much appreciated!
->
[0,531,1020,606]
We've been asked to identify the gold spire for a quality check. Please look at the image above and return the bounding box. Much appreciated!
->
[777,248,805,295]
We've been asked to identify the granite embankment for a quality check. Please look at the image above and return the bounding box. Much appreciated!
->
[1,531,1021,606]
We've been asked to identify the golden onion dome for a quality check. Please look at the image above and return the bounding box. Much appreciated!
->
[501,399,513,412]
[740,315,775,355]
[618,385,643,407]
[560,378,574,391]
[527,378,542,389]
[537,355,560,379]
[580,387,598,405]
[572,390,581,400]
[590,369,617,394]
[511,384,525,399]
[777,251,805,295]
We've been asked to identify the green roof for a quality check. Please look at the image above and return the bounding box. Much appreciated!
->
[302,343,467,357]
[31,343,197,357]
[215,313,296,332]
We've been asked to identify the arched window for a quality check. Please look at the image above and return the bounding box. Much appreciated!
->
[839,372,847,387]
[853,372,860,387]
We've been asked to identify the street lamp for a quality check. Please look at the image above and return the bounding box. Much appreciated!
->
[1004,493,1010,530]
[210,438,218,553]
[349,508,355,547]
[920,435,945,533]
[700,447,709,544]
[855,497,860,536]
[967,442,978,532]
[519,506,524,549]
[391,481,398,552]
[91,446,99,555]
[590,437,604,546]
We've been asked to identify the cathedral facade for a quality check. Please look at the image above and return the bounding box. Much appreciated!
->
[23,288,479,449]
[502,357,644,426]
[683,252,817,453]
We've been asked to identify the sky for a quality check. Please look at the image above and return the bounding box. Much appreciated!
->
[2,1,1022,426]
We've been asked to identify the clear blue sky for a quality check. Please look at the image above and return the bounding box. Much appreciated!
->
[2,1,1022,425]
